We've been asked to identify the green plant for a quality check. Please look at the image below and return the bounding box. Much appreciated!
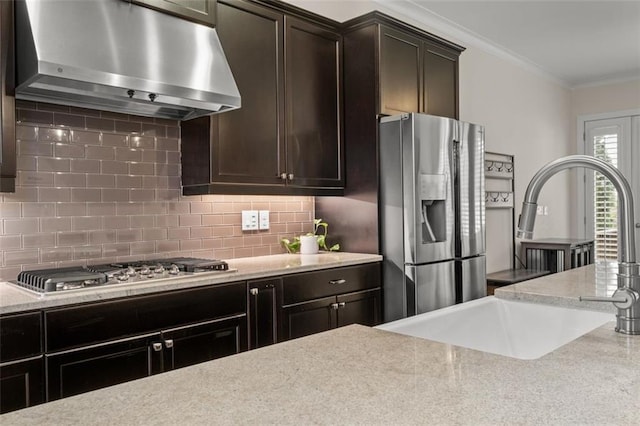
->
[281,218,340,254]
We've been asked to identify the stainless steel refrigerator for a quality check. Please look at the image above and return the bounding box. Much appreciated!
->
[379,113,486,322]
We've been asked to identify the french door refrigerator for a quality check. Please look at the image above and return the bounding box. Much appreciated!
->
[379,113,486,322]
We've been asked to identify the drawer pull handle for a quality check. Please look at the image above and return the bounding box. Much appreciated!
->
[164,339,174,349]
[329,279,346,285]
[250,288,259,296]
[330,303,339,310]
[152,342,163,352]
[338,302,346,308]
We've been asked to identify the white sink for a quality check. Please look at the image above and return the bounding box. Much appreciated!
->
[376,296,614,360]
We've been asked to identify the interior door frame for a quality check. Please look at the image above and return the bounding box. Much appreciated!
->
[576,108,640,244]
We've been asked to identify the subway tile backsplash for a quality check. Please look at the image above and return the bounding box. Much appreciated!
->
[0,101,314,281]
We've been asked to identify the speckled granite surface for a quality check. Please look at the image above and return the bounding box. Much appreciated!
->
[2,323,638,425]
[2,262,639,424]
[495,261,618,313]
[0,252,382,315]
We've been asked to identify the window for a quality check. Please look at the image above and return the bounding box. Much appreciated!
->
[582,116,635,262]
[592,132,618,260]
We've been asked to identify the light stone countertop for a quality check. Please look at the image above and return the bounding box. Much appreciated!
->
[495,261,619,313]
[2,262,639,424]
[0,252,382,315]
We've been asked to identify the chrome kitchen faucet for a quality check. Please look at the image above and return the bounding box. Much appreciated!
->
[517,155,640,335]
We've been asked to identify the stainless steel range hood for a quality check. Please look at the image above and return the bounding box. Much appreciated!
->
[14,0,240,121]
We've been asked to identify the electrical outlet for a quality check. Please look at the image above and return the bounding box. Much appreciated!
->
[259,210,269,230]
[241,210,259,231]
[536,205,544,215]
[543,206,549,216]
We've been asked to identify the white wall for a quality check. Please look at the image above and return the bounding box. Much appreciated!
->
[458,48,572,271]
[571,79,640,118]
[283,0,575,272]
[568,78,640,236]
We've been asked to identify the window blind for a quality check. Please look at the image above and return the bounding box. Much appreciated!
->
[593,134,618,260]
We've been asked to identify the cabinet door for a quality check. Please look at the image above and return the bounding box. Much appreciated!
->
[379,25,422,115]
[280,296,336,341]
[0,312,42,363]
[336,289,381,328]
[127,0,217,27]
[46,335,162,401]
[0,357,44,414]
[422,41,459,119]
[248,278,279,349]
[0,0,16,193]
[210,0,285,187]
[162,315,247,371]
[285,17,343,189]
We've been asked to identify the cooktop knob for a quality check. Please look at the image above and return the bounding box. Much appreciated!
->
[126,266,137,276]
[154,264,165,274]
[116,274,129,282]
[169,264,180,275]
[140,265,151,275]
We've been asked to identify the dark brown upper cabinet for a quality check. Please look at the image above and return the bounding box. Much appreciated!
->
[126,0,217,27]
[181,0,343,196]
[379,26,422,116]
[0,0,16,193]
[378,23,461,118]
[315,12,464,254]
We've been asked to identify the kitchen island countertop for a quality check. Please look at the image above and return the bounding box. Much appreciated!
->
[1,262,638,425]
[0,252,382,315]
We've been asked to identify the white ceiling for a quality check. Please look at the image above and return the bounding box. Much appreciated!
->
[405,1,640,87]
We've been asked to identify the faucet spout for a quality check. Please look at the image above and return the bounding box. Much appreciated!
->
[517,154,640,335]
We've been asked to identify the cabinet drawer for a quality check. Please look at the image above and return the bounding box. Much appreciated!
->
[0,312,42,363]
[281,263,381,305]
[45,281,246,352]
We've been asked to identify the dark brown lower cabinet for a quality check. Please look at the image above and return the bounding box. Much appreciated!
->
[43,282,247,402]
[281,288,381,341]
[0,357,44,414]
[46,315,247,401]
[0,311,43,414]
[162,315,246,370]
[0,264,381,409]
[247,278,279,350]
[46,335,162,401]
[337,288,381,328]
[282,295,337,340]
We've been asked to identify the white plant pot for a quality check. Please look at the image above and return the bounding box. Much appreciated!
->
[299,235,319,254]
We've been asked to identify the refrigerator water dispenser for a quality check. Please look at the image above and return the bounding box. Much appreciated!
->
[419,174,448,243]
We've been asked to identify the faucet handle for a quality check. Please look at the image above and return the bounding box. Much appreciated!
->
[579,288,639,309]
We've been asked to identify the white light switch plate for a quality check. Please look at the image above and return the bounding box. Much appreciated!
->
[259,210,269,230]
[241,210,259,231]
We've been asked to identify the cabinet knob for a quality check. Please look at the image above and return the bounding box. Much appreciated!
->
[152,342,163,352]
[164,339,174,349]
[330,303,339,310]
[287,173,294,181]
[338,302,346,308]
[280,173,288,180]
[250,288,259,296]
[329,279,346,285]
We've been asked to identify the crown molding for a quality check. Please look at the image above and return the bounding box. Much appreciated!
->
[373,0,570,88]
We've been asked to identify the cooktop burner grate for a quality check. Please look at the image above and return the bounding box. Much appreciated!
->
[14,258,231,293]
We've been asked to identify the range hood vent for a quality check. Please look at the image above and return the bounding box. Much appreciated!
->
[14,0,240,121]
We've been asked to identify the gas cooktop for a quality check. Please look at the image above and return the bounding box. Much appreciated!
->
[14,257,234,293]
